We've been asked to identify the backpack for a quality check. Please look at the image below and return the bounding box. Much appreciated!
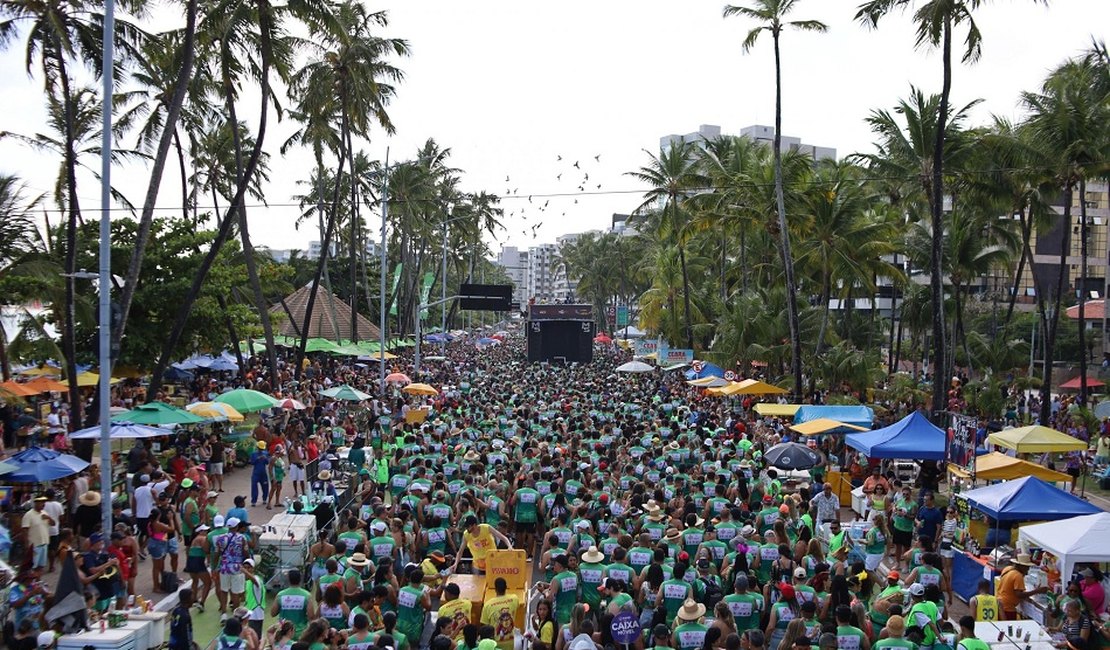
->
[697,576,723,609]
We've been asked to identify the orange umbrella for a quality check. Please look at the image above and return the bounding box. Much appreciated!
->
[0,380,38,397]
[24,377,69,393]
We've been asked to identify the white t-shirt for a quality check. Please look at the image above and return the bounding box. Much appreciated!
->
[43,500,64,536]
[134,485,155,519]
[152,480,171,498]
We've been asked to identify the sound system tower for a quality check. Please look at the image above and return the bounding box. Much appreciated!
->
[526,304,595,364]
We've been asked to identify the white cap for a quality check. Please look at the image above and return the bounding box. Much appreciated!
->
[909,583,925,596]
[227,517,241,528]
[371,521,387,532]
[38,632,55,648]
[213,515,225,527]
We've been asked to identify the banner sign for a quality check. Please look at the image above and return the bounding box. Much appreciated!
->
[419,272,435,320]
[661,348,694,366]
[949,413,977,476]
[634,339,660,358]
[616,305,629,329]
[388,264,403,316]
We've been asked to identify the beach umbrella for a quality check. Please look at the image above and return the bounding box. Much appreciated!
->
[215,388,279,413]
[25,377,70,393]
[185,401,245,422]
[763,442,821,470]
[403,383,439,396]
[71,422,172,439]
[62,371,120,388]
[616,361,654,373]
[17,366,61,377]
[113,401,206,425]
[4,447,89,482]
[277,398,306,410]
[320,385,372,401]
[594,334,613,344]
[386,372,412,385]
[164,366,195,382]
[0,380,39,397]
[0,459,19,475]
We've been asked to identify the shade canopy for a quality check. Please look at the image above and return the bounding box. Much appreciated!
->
[71,422,172,440]
[731,378,789,395]
[320,385,372,401]
[18,366,61,377]
[968,451,1071,483]
[270,284,381,341]
[113,401,205,425]
[402,383,439,397]
[63,372,120,387]
[0,380,39,397]
[684,363,725,380]
[1059,376,1104,389]
[616,361,654,374]
[790,418,868,436]
[4,446,89,482]
[1018,513,1110,579]
[25,377,69,393]
[845,411,946,460]
[688,377,730,388]
[987,426,1087,453]
[215,389,279,413]
[961,476,1101,521]
[615,325,646,338]
[794,405,873,427]
[754,403,802,417]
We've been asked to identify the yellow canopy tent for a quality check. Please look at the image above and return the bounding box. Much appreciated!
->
[987,426,1087,453]
[688,377,730,388]
[18,366,60,377]
[790,418,868,436]
[753,403,802,417]
[62,372,121,388]
[706,382,740,396]
[948,451,1071,483]
[731,378,789,395]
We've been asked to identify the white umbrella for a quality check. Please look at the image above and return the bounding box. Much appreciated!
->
[71,422,172,439]
[616,361,654,373]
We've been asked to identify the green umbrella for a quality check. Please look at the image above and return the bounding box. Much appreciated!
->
[320,385,372,402]
[305,338,340,353]
[111,401,206,425]
[215,388,279,413]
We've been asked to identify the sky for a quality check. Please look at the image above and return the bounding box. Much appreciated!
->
[0,0,1106,256]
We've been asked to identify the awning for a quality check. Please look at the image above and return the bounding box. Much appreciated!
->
[753,403,802,417]
[987,426,1087,453]
[790,418,868,436]
[948,451,1071,483]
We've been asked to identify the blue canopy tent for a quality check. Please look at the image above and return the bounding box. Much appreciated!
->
[793,405,873,428]
[845,411,946,460]
[961,476,1101,522]
[684,363,725,380]
[4,447,89,482]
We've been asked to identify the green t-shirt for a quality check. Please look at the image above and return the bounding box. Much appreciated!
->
[337,531,363,556]
[628,546,654,575]
[396,584,426,642]
[723,593,760,631]
[552,570,579,625]
[893,496,917,532]
[579,562,606,608]
[836,625,868,650]
[605,563,635,585]
[865,527,887,554]
[673,623,708,650]
[874,638,918,649]
[908,601,940,645]
[513,488,540,523]
[660,579,691,624]
[369,535,396,562]
[276,586,312,634]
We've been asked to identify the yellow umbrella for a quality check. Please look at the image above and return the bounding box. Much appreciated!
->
[706,382,741,396]
[364,350,398,360]
[753,403,802,417]
[731,378,789,395]
[62,371,121,387]
[18,366,61,377]
[986,425,1087,453]
[790,418,868,436]
[185,401,245,423]
[403,383,439,396]
[971,451,1071,483]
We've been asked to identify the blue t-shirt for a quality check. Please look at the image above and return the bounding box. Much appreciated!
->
[249,451,270,476]
[226,507,250,524]
[917,506,944,539]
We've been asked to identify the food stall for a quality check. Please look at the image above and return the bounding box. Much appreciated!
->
[952,477,1100,605]
[1018,512,1110,590]
[844,411,946,517]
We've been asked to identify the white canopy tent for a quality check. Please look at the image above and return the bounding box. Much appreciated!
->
[615,325,646,339]
[1018,513,1110,579]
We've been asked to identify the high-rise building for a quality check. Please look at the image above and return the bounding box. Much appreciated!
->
[495,246,530,307]
[660,123,836,160]
[305,239,380,260]
[526,243,558,302]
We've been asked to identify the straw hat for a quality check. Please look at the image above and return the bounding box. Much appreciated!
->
[347,552,371,567]
[676,599,706,622]
[318,470,332,481]
[886,615,906,635]
[79,491,101,507]
[464,450,481,462]
[664,528,682,544]
[644,500,661,514]
[647,511,666,522]
[581,546,605,563]
[1010,552,1035,567]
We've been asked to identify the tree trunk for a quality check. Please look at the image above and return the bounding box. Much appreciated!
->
[115,0,199,355]
[1004,206,1032,328]
[814,274,832,358]
[57,57,84,430]
[929,18,953,421]
[222,61,278,384]
[0,324,9,381]
[772,31,803,399]
[678,242,695,351]
[148,0,274,398]
[1040,185,1074,424]
[347,124,359,343]
[1079,177,1089,404]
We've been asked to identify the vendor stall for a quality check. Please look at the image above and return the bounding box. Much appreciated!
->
[948,452,1071,486]
[845,411,946,460]
[987,426,1087,454]
[1018,512,1110,583]
[794,405,874,428]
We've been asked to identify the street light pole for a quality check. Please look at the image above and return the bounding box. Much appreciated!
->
[441,216,448,354]
[98,0,116,535]
[379,150,389,397]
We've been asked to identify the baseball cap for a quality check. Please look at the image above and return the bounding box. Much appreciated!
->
[227,517,241,528]
[887,570,900,580]
[38,632,55,648]
[909,583,925,596]
[794,567,807,579]
[214,515,226,527]
[242,558,255,567]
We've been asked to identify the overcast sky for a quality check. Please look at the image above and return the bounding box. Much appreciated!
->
[0,0,1106,255]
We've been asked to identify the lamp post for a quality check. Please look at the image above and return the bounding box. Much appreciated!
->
[439,210,467,354]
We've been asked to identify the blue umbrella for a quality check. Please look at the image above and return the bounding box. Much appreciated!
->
[5,446,90,482]
[70,422,172,440]
[164,366,194,382]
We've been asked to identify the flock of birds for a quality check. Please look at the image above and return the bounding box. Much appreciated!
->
[501,153,605,241]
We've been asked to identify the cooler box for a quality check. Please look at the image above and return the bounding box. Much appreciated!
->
[57,626,138,650]
[446,573,487,622]
[482,550,529,633]
[260,513,317,566]
[117,619,153,650]
[130,612,168,649]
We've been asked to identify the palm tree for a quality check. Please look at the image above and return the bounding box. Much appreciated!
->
[724,0,826,398]
[1022,58,1110,415]
[855,0,1043,418]
[627,140,705,350]
[0,175,47,380]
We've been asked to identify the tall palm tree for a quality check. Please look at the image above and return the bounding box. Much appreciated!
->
[0,175,47,380]
[724,0,826,398]
[626,141,705,350]
[1022,58,1110,414]
[855,0,1042,418]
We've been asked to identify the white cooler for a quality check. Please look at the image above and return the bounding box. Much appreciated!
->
[129,612,169,649]
[260,513,317,566]
[58,626,138,650]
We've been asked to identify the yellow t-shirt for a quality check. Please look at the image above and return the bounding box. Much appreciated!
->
[481,594,520,650]
[974,594,999,621]
[438,598,473,641]
[464,524,497,569]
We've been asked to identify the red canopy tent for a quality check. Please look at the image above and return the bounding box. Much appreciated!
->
[1059,376,1104,390]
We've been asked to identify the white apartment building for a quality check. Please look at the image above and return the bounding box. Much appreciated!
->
[495,246,530,307]
[526,243,558,302]
[660,124,836,161]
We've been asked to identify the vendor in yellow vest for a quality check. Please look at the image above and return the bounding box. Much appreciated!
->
[481,577,520,650]
[969,579,999,622]
[453,515,513,573]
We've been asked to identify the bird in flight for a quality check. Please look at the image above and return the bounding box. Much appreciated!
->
[557,155,562,161]
[573,161,580,169]
[556,173,562,181]
[528,195,533,203]
[594,154,600,162]
[584,172,589,181]
[505,175,510,182]
[596,184,601,190]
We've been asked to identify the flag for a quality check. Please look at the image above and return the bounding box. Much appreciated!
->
[388,263,403,316]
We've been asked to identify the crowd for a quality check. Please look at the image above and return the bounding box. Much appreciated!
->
[4,331,1109,650]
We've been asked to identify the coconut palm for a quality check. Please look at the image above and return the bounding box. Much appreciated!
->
[723,0,826,398]
[0,175,49,380]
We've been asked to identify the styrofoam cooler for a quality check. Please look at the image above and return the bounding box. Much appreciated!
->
[130,612,168,649]
[260,513,317,566]
[57,626,138,650]
[118,619,153,650]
